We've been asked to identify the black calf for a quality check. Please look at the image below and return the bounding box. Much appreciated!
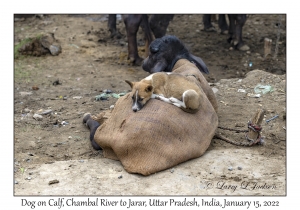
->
[82,114,102,150]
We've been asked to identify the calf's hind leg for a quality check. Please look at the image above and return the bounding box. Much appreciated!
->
[82,113,102,150]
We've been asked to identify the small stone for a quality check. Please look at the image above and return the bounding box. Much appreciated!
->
[238,166,243,170]
[68,136,72,139]
[73,96,82,99]
[266,109,275,114]
[24,108,31,113]
[26,177,32,180]
[118,175,123,179]
[52,79,62,86]
[33,114,43,121]
[212,87,219,94]
[228,166,233,171]
[36,109,52,115]
[32,86,39,90]
[15,180,19,184]
[48,179,59,185]
[79,160,84,163]
[20,92,33,96]
[103,89,112,94]
[49,45,62,56]
[247,93,261,98]
[61,121,69,126]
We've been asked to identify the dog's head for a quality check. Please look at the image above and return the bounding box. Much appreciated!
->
[142,35,209,74]
[125,79,153,112]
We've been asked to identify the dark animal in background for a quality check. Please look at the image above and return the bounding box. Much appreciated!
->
[107,14,123,39]
[142,35,209,74]
[202,14,249,51]
[227,14,249,51]
[108,14,174,65]
[203,14,229,34]
[107,14,248,66]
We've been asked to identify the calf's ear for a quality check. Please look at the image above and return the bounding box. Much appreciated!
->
[125,80,134,89]
[150,61,168,73]
[188,54,209,74]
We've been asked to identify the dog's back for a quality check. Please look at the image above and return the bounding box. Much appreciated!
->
[151,72,202,100]
[172,59,218,112]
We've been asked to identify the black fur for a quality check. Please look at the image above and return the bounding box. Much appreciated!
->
[83,114,102,150]
[142,35,209,74]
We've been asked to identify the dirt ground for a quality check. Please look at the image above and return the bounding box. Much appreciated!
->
[14,14,286,196]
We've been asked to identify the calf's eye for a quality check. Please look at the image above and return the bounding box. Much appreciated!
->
[150,46,159,53]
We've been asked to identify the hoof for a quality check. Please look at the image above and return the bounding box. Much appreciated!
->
[202,26,217,32]
[83,113,91,124]
[129,56,144,66]
[238,44,250,51]
[220,30,229,35]
[110,31,123,39]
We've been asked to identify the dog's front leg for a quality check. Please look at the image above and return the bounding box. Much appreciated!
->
[153,94,173,104]
[169,97,185,108]
[151,93,163,99]
[154,94,185,108]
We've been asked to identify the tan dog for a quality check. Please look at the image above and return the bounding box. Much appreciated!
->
[125,72,204,113]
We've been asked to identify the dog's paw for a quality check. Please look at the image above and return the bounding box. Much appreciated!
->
[169,97,185,108]
[169,97,181,103]
[172,103,182,108]
[158,96,173,103]
[155,95,162,100]
[153,94,164,100]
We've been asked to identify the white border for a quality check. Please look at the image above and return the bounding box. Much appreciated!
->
[4,0,295,209]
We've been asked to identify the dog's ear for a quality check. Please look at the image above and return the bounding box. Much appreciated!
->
[188,54,209,74]
[125,80,134,89]
[145,85,153,93]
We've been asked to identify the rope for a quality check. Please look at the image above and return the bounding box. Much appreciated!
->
[217,126,248,133]
[216,121,263,146]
